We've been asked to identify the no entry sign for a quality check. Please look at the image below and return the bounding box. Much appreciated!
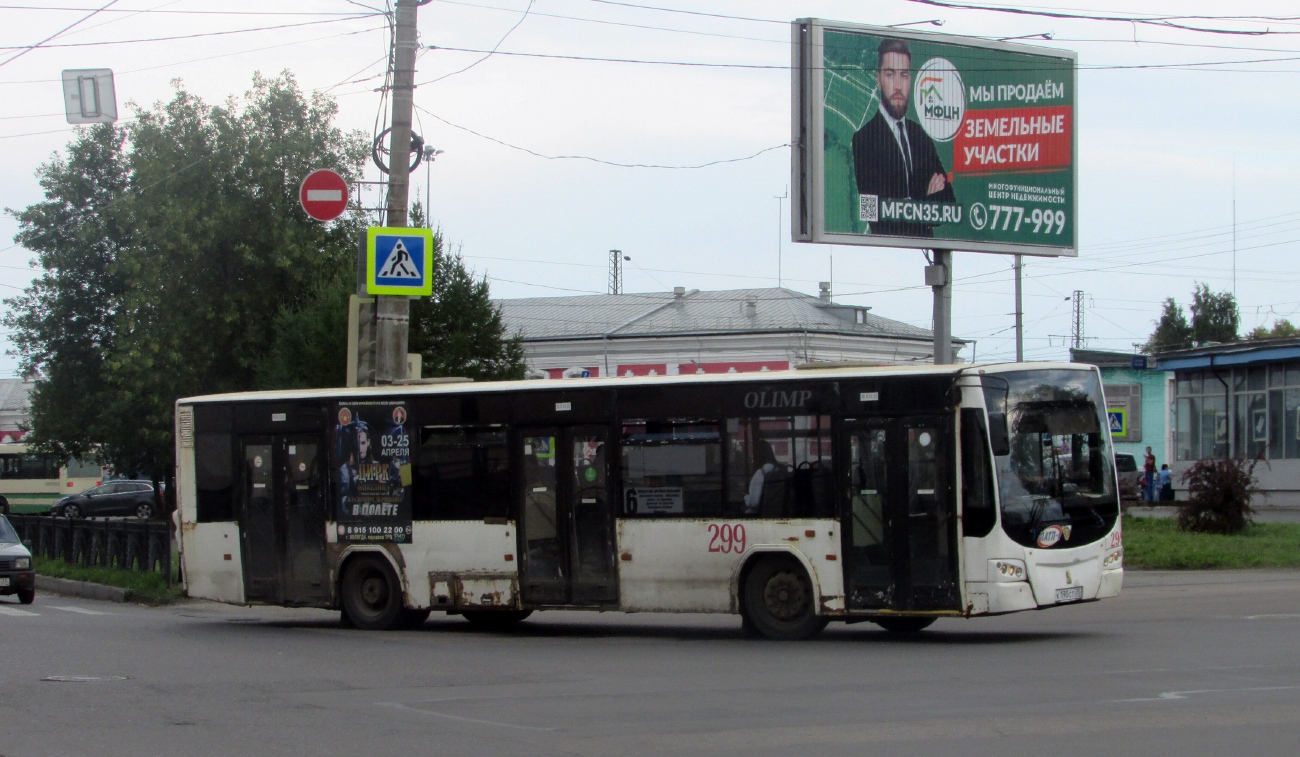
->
[299,169,349,221]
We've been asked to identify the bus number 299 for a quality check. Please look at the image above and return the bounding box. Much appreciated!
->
[707,523,746,554]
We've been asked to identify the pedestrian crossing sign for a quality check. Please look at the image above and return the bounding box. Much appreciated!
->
[366,227,433,296]
[1107,409,1127,438]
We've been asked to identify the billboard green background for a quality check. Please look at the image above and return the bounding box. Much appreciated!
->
[822,29,1075,251]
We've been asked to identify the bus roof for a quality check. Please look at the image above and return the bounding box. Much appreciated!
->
[176,361,1092,406]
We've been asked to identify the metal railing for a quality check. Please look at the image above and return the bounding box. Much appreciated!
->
[9,515,172,578]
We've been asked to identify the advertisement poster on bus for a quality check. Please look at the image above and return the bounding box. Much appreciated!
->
[792,18,1077,257]
[332,400,412,543]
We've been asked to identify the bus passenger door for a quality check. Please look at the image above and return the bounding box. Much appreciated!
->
[569,427,617,605]
[843,422,894,608]
[841,417,959,612]
[239,434,330,606]
[281,436,330,605]
[518,427,617,607]
[240,437,279,603]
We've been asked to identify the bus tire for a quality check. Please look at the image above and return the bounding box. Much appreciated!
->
[742,555,827,641]
[462,610,533,630]
[873,617,935,635]
[340,555,405,631]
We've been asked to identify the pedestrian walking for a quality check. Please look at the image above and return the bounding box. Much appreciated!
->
[1143,446,1157,503]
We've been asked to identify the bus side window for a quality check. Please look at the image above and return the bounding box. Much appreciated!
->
[960,409,996,538]
[621,420,722,518]
[725,416,834,519]
[414,426,509,521]
[196,433,235,522]
[66,456,102,478]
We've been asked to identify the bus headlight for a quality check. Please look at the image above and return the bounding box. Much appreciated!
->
[1104,550,1122,569]
[13,557,30,570]
[989,559,1027,582]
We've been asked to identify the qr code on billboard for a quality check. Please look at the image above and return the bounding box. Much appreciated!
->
[859,194,879,222]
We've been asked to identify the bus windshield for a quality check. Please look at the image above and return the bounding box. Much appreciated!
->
[984,369,1118,549]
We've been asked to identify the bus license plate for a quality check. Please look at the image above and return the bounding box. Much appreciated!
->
[1055,586,1082,603]
[0,577,9,587]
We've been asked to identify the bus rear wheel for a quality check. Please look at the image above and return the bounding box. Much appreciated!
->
[462,610,533,630]
[742,556,827,640]
[873,617,935,635]
[341,555,405,630]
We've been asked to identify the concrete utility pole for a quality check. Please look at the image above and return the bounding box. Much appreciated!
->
[374,0,423,385]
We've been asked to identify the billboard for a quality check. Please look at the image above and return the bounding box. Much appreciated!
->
[792,19,1077,257]
[332,400,413,543]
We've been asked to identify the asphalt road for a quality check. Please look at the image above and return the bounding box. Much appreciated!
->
[4,570,1300,756]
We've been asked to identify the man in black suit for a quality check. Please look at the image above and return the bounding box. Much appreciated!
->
[851,38,955,237]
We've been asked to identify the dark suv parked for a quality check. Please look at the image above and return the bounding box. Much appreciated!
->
[51,481,157,519]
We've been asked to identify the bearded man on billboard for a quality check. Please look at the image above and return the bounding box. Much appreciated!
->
[851,37,955,237]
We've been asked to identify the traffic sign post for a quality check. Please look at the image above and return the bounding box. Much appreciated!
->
[299,169,350,222]
[366,227,433,296]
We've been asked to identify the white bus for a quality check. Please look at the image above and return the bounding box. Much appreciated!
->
[173,363,1122,639]
[0,444,103,514]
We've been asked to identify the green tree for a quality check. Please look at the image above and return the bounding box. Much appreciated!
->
[1144,284,1241,353]
[6,73,367,480]
[254,269,353,390]
[1144,297,1193,353]
[1189,283,1240,346]
[5,124,130,464]
[1246,319,1300,341]
[408,203,525,381]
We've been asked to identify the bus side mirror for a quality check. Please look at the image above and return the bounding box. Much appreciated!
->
[988,412,1010,456]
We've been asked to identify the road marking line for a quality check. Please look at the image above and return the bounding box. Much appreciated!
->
[375,701,557,731]
[48,606,109,615]
[1117,685,1300,703]
[0,605,38,617]
[1246,613,1300,620]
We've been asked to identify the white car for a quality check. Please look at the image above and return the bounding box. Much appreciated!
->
[0,515,35,604]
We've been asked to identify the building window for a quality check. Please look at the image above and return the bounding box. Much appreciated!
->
[1174,363,1300,461]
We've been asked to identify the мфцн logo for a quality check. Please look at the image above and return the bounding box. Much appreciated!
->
[913,57,965,142]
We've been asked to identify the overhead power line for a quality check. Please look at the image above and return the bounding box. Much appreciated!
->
[0,0,117,69]
[422,43,1300,73]
[905,0,1300,36]
[415,104,787,169]
[0,14,382,50]
[0,5,384,15]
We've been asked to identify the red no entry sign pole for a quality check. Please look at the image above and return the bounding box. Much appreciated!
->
[299,169,349,221]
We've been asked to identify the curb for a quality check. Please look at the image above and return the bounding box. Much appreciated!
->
[36,576,128,603]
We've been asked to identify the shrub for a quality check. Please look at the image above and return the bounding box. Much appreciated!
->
[1178,458,1258,534]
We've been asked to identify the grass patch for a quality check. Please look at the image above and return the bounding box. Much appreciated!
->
[1123,514,1300,569]
[35,556,183,604]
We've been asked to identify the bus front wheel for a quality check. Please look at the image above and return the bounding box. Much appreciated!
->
[341,555,405,630]
[742,556,828,640]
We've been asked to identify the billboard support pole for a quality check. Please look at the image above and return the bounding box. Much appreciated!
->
[930,249,953,365]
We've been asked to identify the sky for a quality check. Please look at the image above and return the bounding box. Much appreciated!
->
[2,0,1299,376]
